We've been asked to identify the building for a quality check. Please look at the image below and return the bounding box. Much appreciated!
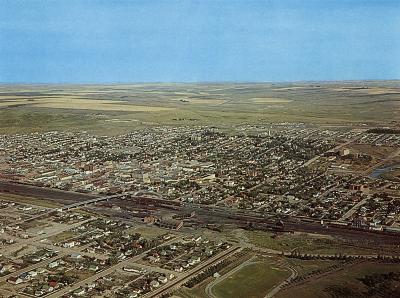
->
[156,219,183,230]
[339,148,350,157]
[7,276,23,285]
[143,215,158,224]
[172,211,195,220]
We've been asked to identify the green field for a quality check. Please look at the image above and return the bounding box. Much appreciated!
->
[277,261,400,298]
[243,230,386,255]
[211,258,290,298]
[0,193,61,208]
[48,230,78,243]
[0,82,399,134]
[287,259,342,276]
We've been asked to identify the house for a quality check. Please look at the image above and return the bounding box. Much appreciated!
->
[87,283,96,290]
[42,284,54,292]
[70,253,82,259]
[74,288,86,296]
[0,264,13,274]
[143,216,158,224]
[192,236,202,242]
[48,280,58,288]
[37,267,46,274]
[150,280,160,288]
[188,256,201,266]
[174,266,183,272]
[339,148,350,156]
[89,264,99,271]
[205,248,213,256]
[48,261,59,268]
[148,255,160,263]
[63,241,75,248]
[7,276,23,284]
[20,272,30,280]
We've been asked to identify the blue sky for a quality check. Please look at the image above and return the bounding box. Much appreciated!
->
[0,0,399,83]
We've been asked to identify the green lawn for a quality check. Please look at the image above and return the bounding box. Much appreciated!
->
[277,261,400,298]
[287,259,341,276]
[244,230,382,255]
[244,230,335,252]
[0,193,61,208]
[48,230,78,243]
[212,259,290,298]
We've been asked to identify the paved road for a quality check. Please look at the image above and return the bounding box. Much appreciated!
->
[264,264,298,298]
[143,246,240,298]
[126,262,182,278]
[303,134,362,168]
[1,218,93,255]
[205,256,257,298]
[340,195,370,221]
[0,241,97,284]
[0,252,64,283]
[46,237,180,298]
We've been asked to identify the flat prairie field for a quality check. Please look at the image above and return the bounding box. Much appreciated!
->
[0,81,399,134]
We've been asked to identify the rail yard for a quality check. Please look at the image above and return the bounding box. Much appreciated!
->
[1,122,400,298]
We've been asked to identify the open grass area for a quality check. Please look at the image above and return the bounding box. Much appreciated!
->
[176,251,255,298]
[32,98,175,112]
[126,225,168,238]
[250,97,292,103]
[0,193,61,208]
[176,286,211,298]
[287,259,342,276]
[277,261,400,298]
[245,230,340,252]
[48,230,78,243]
[211,257,290,298]
[243,230,383,255]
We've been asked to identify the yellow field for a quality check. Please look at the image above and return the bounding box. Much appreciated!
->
[170,98,226,104]
[250,97,292,103]
[273,86,307,91]
[330,87,400,95]
[0,97,174,112]
[0,100,33,107]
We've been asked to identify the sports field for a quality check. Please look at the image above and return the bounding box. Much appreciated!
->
[211,258,290,298]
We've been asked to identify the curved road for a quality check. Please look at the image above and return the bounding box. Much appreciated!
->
[205,257,257,298]
[264,264,298,298]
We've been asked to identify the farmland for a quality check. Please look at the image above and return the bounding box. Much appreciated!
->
[0,81,399,135]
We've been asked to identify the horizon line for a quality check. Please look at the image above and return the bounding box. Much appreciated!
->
[1,78,400,86]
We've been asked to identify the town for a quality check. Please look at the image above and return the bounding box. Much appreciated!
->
[0,123,400,297]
